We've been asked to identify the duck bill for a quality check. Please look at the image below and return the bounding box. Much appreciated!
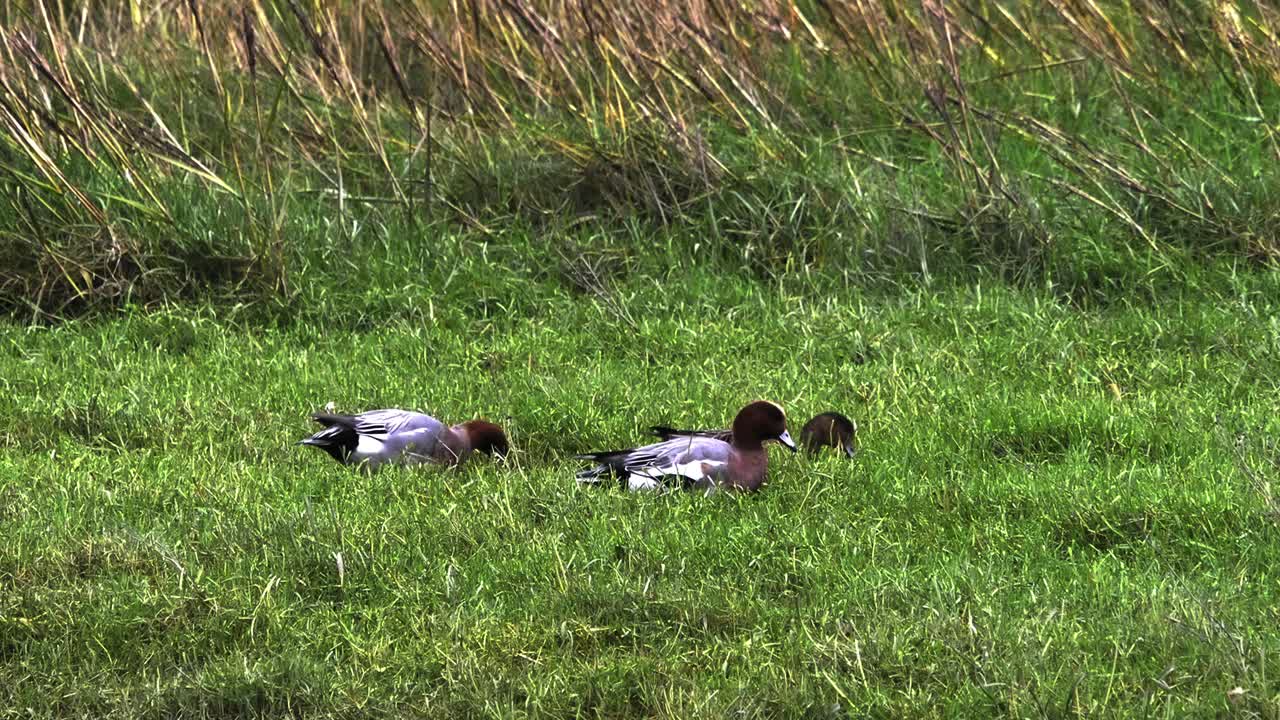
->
[777,430,798,453]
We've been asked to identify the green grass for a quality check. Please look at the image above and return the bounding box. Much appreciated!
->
[3,236,1280,716]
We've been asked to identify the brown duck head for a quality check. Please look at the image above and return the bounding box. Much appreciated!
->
[730,401,796,452]
[460,420,510,459]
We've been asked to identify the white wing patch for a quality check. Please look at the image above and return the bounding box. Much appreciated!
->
[349,435,388,470]
[354,435,386,457]
[625,459,727,492]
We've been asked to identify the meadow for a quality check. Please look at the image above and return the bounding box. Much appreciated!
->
[3,1,1280,717]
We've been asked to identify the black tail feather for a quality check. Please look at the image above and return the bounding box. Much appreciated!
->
[299,424,358,464]
[575,465,609,482]
[575,465,631,488]
[573,448,635,482]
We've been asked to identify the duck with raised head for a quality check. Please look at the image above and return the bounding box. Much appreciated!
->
[651,410,857,459]
[299,408,509,471]
[576,400,796,492]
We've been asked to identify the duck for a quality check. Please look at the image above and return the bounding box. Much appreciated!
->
[299,407,509,471]
[575,400,796,492]
[651,410,857,458]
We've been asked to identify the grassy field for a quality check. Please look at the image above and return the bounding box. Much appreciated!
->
[4,1,1280,717]
[5,246,1280,716]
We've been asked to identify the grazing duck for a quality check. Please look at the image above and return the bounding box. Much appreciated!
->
[299,408,508,471]
[652,410,857,458]
[576,400,796,492]
[799,412,858,458]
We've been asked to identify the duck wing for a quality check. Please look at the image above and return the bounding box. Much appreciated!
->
[577,436,731,491]
[626,458,728,492]
[314,409,443,440]
[648,425,734,442]
[306,409,447,468]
